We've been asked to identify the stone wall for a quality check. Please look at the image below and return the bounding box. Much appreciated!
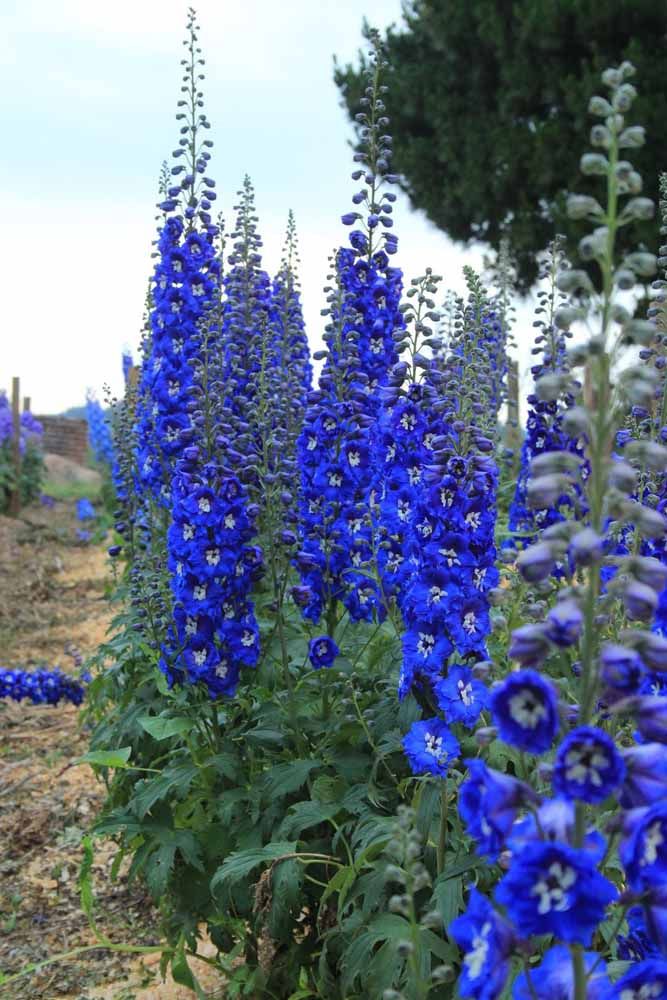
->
[36,417,88,465]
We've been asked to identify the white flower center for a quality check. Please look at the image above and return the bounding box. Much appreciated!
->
[564,746,609,788]
[464,922,490,980]
[466,511,481,530]
[348,450,361,468]
[193,649,207,666]
[215,661,228,679]
[193,584,207,601]
[183,523,194,541]
[198,497,211,513]
[458,680,474,705]
[205,548,220,566]
[509,689,547,729]
[400,412,416,430]
[642,820,665,866]
[429,585,445,605]
[531,861,576,915]
[185,616,197,636]
[424,732,444,758]
[440,548,460,567]
[241,630,255,647]
[462,612,477,634]
[329,472,342,488]
[224,513,236,529]
[417,632,435,658]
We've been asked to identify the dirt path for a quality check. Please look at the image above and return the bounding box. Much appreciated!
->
[0,503,226,999]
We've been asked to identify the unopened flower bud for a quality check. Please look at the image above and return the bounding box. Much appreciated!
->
[623,580,659,622]
[570,527,604,566]
[517,541,555,583]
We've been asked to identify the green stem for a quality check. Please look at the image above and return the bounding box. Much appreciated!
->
[437,780,448,876]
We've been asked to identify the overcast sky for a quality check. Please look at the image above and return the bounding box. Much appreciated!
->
[1,0,498,413]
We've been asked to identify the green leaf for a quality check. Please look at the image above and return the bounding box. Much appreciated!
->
[261,759,322,799]
[432,873,464,927]
[76,747,132,769]
[280,800,338,838]
[341,913,412,992]
[131,761,200,819]
[211,841,297,899]
[267,858,304,940]
[171,943,207,1000]
[138,715,193,740]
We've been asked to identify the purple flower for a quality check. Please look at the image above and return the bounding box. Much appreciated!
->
[608,960,667,1000]
[620,801,667,891]
[621,743,667,807]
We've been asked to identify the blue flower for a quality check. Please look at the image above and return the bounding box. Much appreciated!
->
[607,960,667,1000]
[620,801,667,892]
[458,759,538,861]
[402,718,460,778]
[552,725,625,803]
[434,666,489,727]
[0,667,86,706]
[308,636,339,669]
[512,946,609,1000]
[76,497,96,521]
[495,841,617,944]
[449,889,514,1000]
[490,669,559,753]
[621,743,667,807]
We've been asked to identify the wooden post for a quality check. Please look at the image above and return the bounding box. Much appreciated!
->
[22,396,31,413]
[9,377,21,516]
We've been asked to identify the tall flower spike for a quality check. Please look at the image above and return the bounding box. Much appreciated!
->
[134,10,219,502]
[507,237,587,548]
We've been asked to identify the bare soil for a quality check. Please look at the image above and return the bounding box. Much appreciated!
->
[0,503,227,999]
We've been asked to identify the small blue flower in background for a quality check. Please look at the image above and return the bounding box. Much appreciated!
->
[402,718,460,778]
[495,841,617,944]
[85,392,115,467]
[122,349,134,383]
[76,529,92,543]
[552,725,625,803]
[76,497,95,521]
[449,888,514,1000]
[308,636,339,670]
[490,669,559,753]
[0,667,86,706]
[511,945,610,1000]
[434,664,489,727]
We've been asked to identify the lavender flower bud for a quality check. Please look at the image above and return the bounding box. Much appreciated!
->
[545,599,583,647]
[632,504,667,539]
[627,555,667,592]
[517,542,555,583]
[508,624,551,667]
[570,527,604,566]
[623,580,658,621]
[608,461,637,493]
[526,474,569,509]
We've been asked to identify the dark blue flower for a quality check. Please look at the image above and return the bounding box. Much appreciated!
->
[402,718,460,778]
[621,743,667,807]
[458,759,538,861]
[434,666,489,727]
[620,801,667,892]
[495,841,617,944]
[552,725,625,803]
[308,636,339,669]
[449,889,514,1000]
[512,945,609,1000]
[490,669,559,753]
[608,960,667,1000]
